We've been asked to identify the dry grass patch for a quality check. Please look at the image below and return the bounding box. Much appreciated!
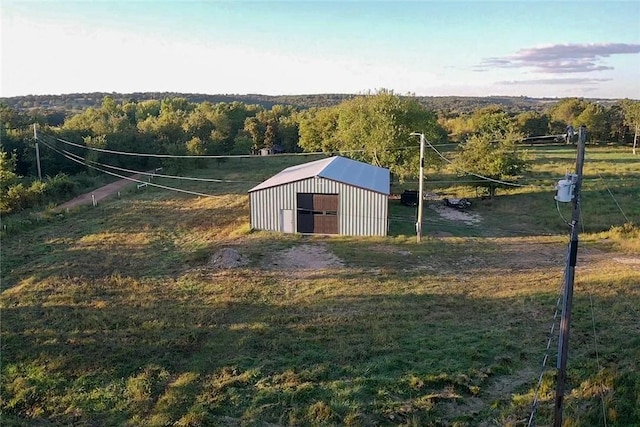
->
[2,149,640,426]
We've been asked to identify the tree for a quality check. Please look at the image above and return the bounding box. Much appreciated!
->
[0,148,22,214]
[470,106,514,136]
[452,130,530,197]
[75,134,109,175]
[135,100,161,122]
[606,104,627,144]
[621,100,640,154]
[1,104,33,176]
[515,111,549,137]
[298,90,447,180]
[243,117,266,152]
[183,102,216,142]
[185,137,206,156]
[576,102,608,143]
[263,123,276,150]
[0,148,20,189]
[278,114,301,152]
[137,109,186,146]
[298,107,340,153]
[547,98,588,134]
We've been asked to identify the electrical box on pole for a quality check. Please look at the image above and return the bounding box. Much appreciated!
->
[555,174,577,203]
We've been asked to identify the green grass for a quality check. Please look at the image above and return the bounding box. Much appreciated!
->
[1,147,639,426]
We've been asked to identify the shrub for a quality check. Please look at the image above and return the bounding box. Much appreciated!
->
[0,174,79,215]
[45,173,76,198]
[2,183,29,213]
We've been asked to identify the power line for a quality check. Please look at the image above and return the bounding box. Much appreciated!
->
[597,173,630,223]
[588,294,608,427]
[39,131,640,193]
[45,132,364,159]
[38,140,547,231]
[38,138,222,198]
[38,134,260,184]
[39,134,564,236]
[581,148,631,224]
[38,137,476,223]
[528,261,566,427]
[423,138,529,188]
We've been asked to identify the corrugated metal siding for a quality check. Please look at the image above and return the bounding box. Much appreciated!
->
[250,177,388,236]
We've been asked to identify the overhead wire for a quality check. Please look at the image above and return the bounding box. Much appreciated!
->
[576,200,609,426]
[38,133,260,184]
[423,138,529,188]
[527,269,565,427]
[527,227,578,427]
[597,173,630,223]
[46,132,365,159]
[37,137,221,198]
[40,135,484,221]
[41,131,560,235]
[39,131,635,234]
[582,148,631,224]
[43,131,639,195]
[33,140,552,234]
[589,294,609,427]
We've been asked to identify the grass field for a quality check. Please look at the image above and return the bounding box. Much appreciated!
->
[1,145,639,426]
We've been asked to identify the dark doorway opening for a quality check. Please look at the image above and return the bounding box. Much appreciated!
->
[296,193,339,234]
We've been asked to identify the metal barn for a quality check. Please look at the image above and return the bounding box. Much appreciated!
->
[249,156,390,236]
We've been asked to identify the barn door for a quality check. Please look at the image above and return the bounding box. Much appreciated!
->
[296,193,338,234]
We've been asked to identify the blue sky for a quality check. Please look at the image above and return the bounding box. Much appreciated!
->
[2,1,639,98]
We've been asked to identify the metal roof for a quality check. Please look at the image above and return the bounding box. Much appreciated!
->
[248,156,390,195]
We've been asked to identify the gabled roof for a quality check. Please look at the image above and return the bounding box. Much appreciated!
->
[248,156,390,195]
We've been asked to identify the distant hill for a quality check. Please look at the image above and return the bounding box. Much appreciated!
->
[0,91,622,115]
[0,92,355,113]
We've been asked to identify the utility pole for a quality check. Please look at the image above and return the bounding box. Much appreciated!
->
[553,125,587,427]
[410,132,426,243]
[34,124,42,179]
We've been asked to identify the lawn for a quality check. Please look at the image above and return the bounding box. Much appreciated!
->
[1,145,639,426]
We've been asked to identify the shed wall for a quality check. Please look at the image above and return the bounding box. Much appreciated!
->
[250,177,388,236]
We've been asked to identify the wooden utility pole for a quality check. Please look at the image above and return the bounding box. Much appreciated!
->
[34,124,42,179]
[553,125,587,427]
[410,132,426,243]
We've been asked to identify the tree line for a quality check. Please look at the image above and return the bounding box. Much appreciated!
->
[1,92,639,215]
[3,91,625,118]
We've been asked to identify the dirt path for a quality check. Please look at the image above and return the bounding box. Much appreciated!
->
[55,173,144,211]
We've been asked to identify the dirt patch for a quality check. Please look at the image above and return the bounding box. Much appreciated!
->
[429,203,481,225]
[55,173,145,212]
[209,248,248,269]
[491,242,566,270]
[267,244,344,271]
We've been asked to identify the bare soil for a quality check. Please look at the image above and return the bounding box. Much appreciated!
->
[429,202,482,224]
[209,248,249,269]
[208,244,345,274]
[55,174,144,211]
[266,243,344,271]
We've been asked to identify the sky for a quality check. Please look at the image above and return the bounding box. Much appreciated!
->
[1,0,639,99]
